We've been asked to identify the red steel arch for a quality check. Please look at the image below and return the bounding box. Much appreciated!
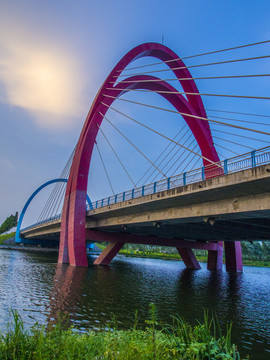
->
[58,43,220,266]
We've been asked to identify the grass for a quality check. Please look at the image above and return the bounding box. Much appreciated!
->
[0,232,15,245]
[117,249,270,267]
[0,305,247,360]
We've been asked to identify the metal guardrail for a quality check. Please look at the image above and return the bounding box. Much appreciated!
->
[22,146,270,231]
[21,214,62,232]
[87,146,270,211]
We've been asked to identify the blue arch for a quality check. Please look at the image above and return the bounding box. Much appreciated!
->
[15,178,93,243]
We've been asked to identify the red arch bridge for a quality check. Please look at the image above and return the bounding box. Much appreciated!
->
[16,42,270,272]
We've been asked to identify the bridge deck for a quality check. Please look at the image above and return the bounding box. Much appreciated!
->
[21,163,270,243]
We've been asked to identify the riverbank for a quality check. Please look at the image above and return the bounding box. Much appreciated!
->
[117,249,270,267]
[1,242,269,267]
[0,308,247,360]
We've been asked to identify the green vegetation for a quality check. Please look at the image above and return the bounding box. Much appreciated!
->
[0,232,15,245]
[0,213,18,235]
[106,242,270,267]
[0,306,247,360]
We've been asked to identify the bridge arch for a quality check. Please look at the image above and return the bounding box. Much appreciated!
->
[16,178,92,243]
[59,42,220,266]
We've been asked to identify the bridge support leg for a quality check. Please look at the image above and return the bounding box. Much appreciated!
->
[224,241,243,272]
[207,241,223,270]
[177,248,201,269]
[94,242,125,265]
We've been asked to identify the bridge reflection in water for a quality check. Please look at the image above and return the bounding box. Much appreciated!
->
[40,252,270,360]
[0,249,269,359]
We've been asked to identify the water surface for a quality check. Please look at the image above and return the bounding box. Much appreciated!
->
[0,249,269,359]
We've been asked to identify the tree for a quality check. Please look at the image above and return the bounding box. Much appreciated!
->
[262,242,270,261]
[0,212,18,235]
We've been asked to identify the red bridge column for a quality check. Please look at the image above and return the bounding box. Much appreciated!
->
[177,248,201,269]
[207,241,224,270]
[94,242,125,265]
[224,241,243,272]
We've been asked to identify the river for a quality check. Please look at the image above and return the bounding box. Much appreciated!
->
[0,249,269,359]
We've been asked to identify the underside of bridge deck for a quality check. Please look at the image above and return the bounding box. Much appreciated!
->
[21,164,270,272]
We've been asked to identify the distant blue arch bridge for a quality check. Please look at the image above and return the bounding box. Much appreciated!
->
[16,41,270,272]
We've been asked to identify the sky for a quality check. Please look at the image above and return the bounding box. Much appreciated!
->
[0,0,269,226]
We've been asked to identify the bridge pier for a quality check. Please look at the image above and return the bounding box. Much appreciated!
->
[177,248,201,269]
[224,241,243,272]
[207,241,224,270]
[94,242,125,265]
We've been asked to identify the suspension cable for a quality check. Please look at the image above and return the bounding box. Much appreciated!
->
[114,54,270,78]
[97,124,137,188]
[103,94,270,136]
[117,40,270,72]
[95,141,115,195]
[99,111,167,180]
[101,101,222,167]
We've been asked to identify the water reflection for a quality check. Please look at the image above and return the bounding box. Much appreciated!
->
[48,265,88,325]
[0,250,269,359]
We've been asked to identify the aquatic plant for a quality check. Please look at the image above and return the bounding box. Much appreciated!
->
[0,307,247,360]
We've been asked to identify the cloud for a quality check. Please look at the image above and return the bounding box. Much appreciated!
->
[0,158,14,171]
[0,16,86,129]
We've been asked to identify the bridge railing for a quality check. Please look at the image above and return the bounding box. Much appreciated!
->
[21,214,62,232]
[88,146,270,211]
[21,146,270,231]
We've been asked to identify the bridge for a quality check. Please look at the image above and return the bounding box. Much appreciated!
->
[16,41,270,272]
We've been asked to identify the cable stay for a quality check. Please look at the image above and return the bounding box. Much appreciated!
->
[163,140,199,180]
[206,108,270,119]
[100,101,223,168]
[187,149,202,171]
[135,123,187,186]
[211,128,270,144]
[154,139,196,182]
[99,112,167,182]
[95,141,115,195]
[114,54,270,78]
[103,95,270,136]
[106,87,270,101]
[117,39,270,72]
[209,115,270,127]
[138,127,190,186]
[150,134,194,183]
[212,135,254,150]
[111,74,270,85]
[97,124,137,188]
[214,143,240,156]
[37,147,76,222]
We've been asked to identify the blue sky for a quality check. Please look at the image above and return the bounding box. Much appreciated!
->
[0,0,269,226]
